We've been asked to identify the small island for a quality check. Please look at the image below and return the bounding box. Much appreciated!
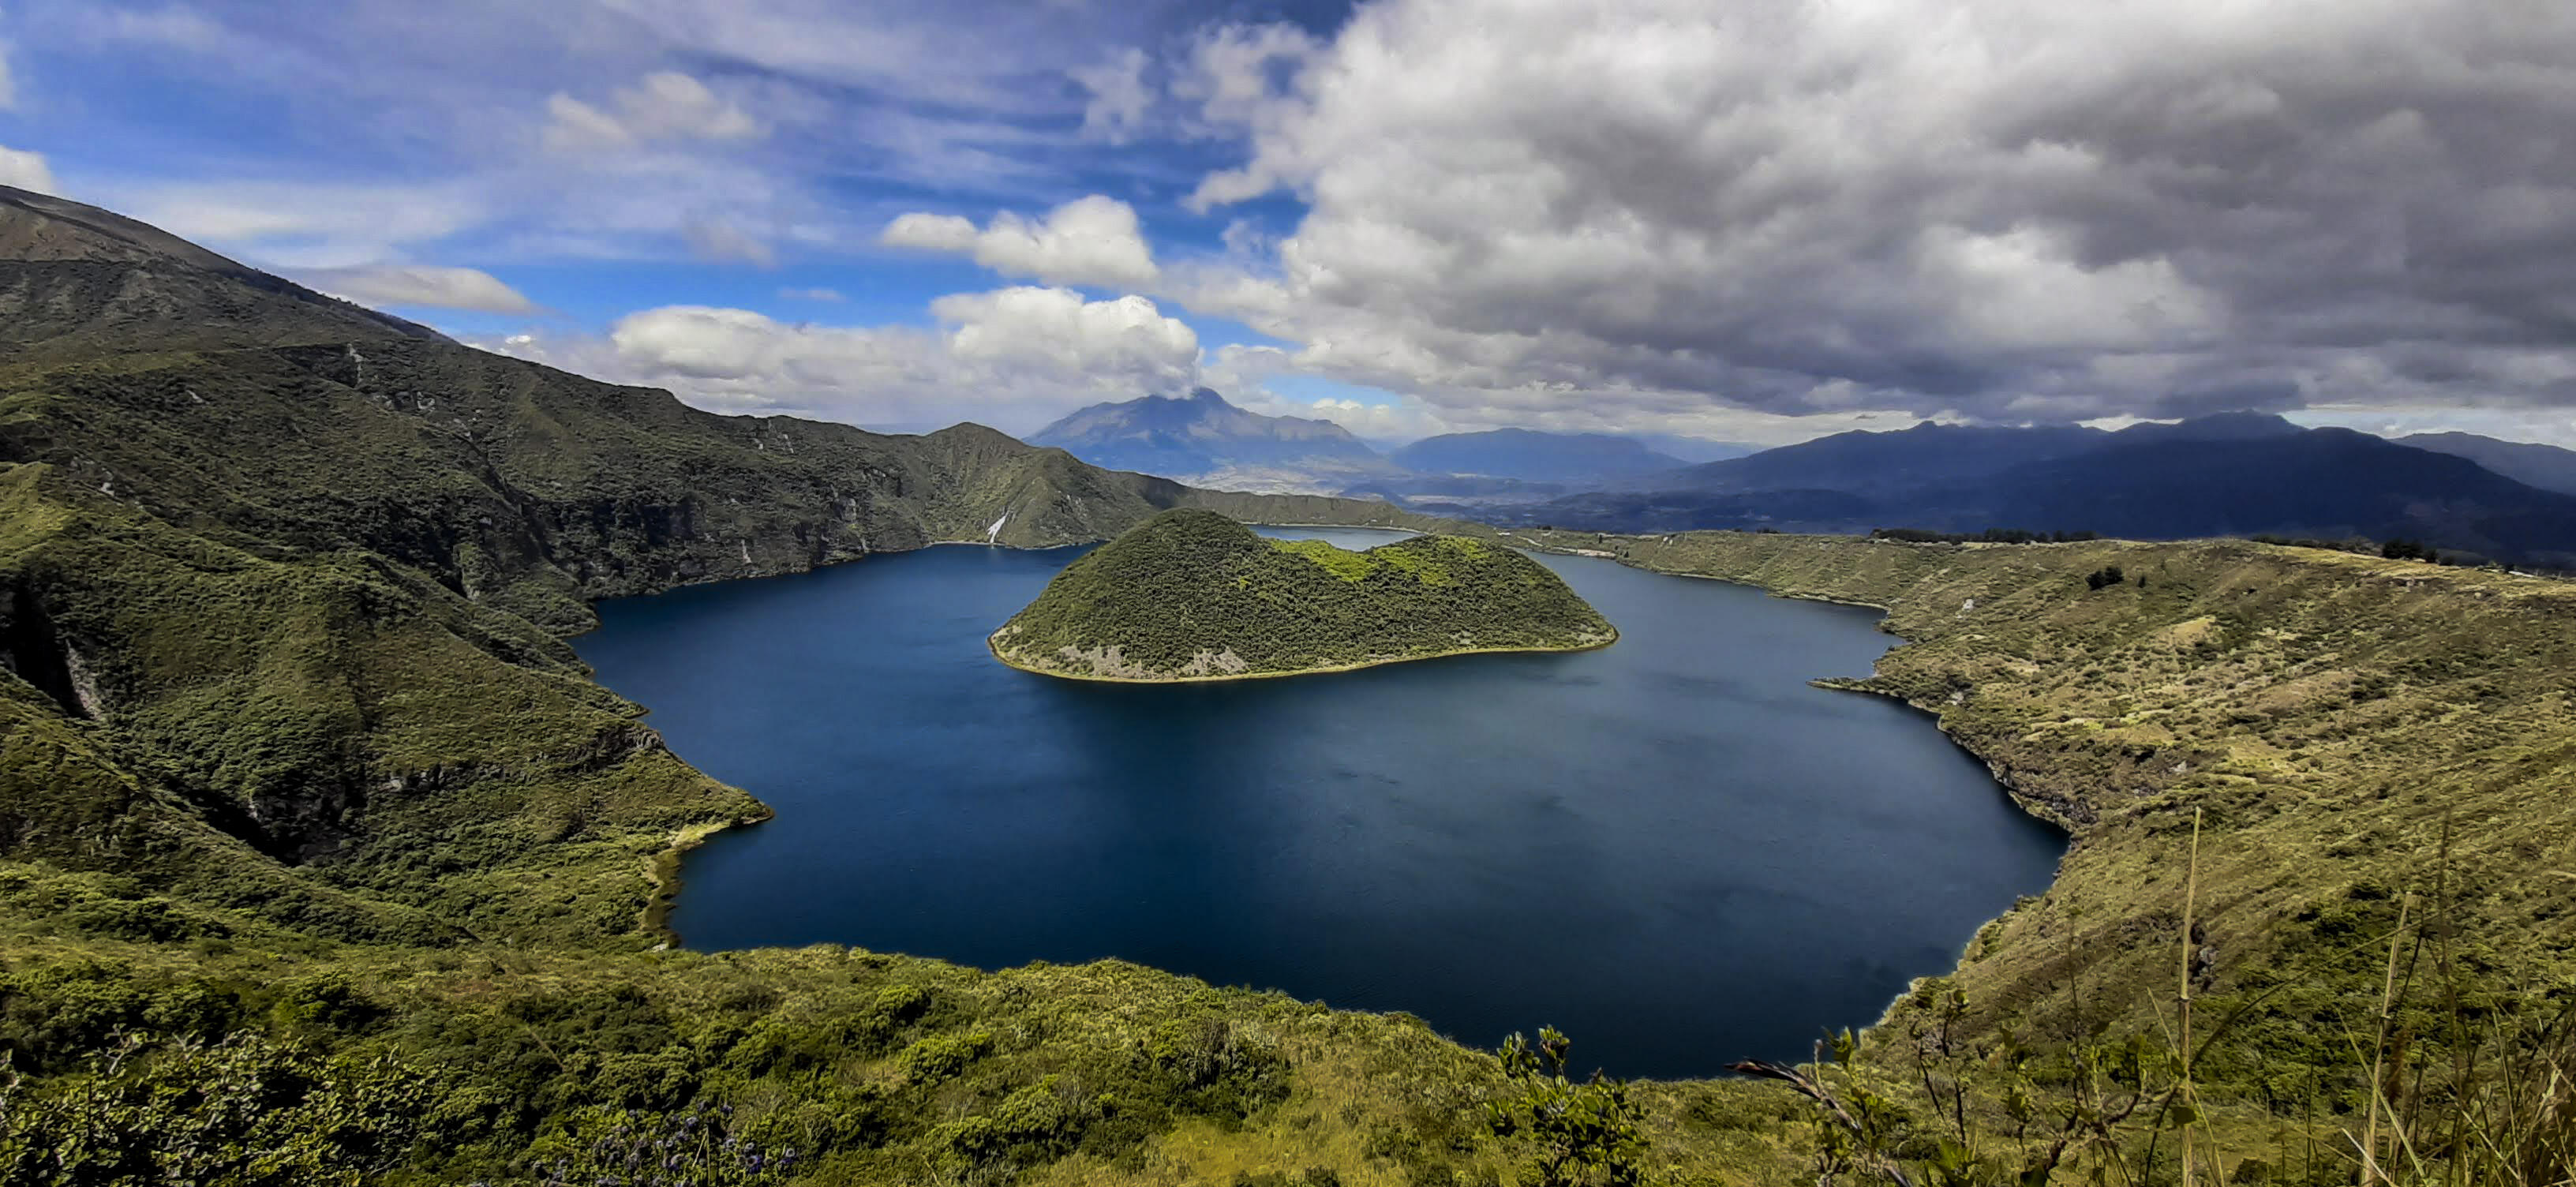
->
[990,509,1616,682]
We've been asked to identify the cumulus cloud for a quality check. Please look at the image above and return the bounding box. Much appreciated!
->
[932,286,1198,391]
[1163,0,2576,429]
[1174,22,1319,144]
[498,287,1198,431]
[0,145,54,195]
[882,194,1157,288]
[295,264,538,313]
[542,71,762,153]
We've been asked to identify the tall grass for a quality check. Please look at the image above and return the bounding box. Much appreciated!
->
[1752,817,2576,1186]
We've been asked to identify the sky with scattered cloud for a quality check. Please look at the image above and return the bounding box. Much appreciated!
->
[4,0,2574,445]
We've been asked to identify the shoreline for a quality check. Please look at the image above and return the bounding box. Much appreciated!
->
[986,627,1618,684]
[637,812,769,946]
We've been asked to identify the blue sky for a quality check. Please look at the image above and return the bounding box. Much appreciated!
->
[4,1,2574,446]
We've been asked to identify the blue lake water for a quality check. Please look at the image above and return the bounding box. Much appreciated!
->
[575,527,2064,1078]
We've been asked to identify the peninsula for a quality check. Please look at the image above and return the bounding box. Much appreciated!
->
[990,509,1616,680]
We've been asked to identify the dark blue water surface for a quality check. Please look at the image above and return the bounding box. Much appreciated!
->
[577,529,2063,1078]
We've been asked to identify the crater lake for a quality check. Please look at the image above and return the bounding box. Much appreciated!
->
[575,528,2065,1079]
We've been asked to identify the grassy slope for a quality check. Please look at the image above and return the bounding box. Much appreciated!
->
[1522,530,2576,1118]
[991,509,1612,680]
[0,859,1800,1185]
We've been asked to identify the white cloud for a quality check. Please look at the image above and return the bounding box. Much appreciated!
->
[778,286,845,302]
[294,264,538,313]
[1070,47,1151,144]
[882,194,1157,288]
[932,286,1197,391]
[541,72,762,153]
[1159,0,2576,429]
[1174,22,1318,137]
[0,145,54,195]
[497,287,1199,431]
[879,212,976,252]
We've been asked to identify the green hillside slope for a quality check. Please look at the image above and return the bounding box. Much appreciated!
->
[0,191,1477,956]
[991,510,1613,680]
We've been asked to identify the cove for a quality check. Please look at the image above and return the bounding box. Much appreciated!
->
[575,528,2065,1079]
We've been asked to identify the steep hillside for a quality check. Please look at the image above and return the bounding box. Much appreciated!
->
[0,184,443,360]
[1517,526,2576,1171]
[0,191,1469,953]
[991,509,1612,680]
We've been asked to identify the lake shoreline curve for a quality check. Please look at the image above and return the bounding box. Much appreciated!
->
[985,625,1619,684]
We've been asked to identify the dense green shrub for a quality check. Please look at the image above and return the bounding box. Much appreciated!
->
[994,511,1615,679]
[0,1032,439,1186]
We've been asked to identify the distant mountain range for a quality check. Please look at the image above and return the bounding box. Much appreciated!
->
[1029,391,1747,496]
[1517,414,2576,567]
[2399,432,2576,496]
[1619,421,2118,495]
[1028,389,1397,492]
[1026,390,2576,564]
[1391,429,1687,481]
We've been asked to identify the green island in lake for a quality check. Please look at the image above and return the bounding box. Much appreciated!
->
[990,509,1616,680]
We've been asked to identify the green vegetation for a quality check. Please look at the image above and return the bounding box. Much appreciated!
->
[1515,526,2576,1184]
[990,510,1614,680]
[0,876,1795,1185]
[13,188,2576,1185]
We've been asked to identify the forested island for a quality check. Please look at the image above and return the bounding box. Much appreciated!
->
[989,510,1616,680]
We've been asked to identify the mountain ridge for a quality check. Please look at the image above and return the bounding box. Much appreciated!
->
[0,183,447,361]
[1028,388,1397,491]
[1535,413,2576,565]
[2399,429,2576,496]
